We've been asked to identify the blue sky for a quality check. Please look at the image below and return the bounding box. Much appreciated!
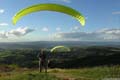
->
[0,0,120,42]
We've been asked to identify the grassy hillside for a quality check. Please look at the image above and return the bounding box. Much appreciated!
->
[0,71,60,80]
[0,65,120,80]
[61,66,120,80]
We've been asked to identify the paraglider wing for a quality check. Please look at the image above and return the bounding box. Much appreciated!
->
[51,46,71,53]
[12,3,85,26]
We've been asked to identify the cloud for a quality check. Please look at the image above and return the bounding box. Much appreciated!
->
[0,31,8,38]
[56,27,61,31]
[9,27,34,37]
[0,23,8,26]
[0,27,34,38]
[42,27,49,32]
[112,11,120,15]
[74,26,80,30]
[54,28,120,41]
[71,26,81,32]
[0,9,4,14]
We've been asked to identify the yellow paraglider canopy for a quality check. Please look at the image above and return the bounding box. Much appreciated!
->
[12,3,85,26]
[51,46,71,53]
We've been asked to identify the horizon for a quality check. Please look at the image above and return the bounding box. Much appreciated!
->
[0,40,120,44]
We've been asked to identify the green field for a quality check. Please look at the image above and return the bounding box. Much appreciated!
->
[0,65,120,80]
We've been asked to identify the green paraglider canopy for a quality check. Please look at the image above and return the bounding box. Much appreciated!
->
[12,3,85,26]
[51,46,71,53]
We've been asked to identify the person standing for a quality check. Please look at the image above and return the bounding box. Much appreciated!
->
[38,49,48,73]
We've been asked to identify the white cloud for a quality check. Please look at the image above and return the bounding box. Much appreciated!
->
[0,23,8,26]
[9,27,34,37]
[112,11,120,15]
[56,27,61,31]
[73,26,80,30]
[0,27,34,39]
[42,27,49,32]
[70,26,81,32]
[54,28,120,41]
[0,9,4,14]
[0,31,8,38]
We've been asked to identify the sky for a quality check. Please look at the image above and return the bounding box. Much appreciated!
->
[0,0,120,42]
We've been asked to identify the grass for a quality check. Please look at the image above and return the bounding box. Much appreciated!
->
[0,71,60,80]
[55,65,120,80]
[0,65,120,80]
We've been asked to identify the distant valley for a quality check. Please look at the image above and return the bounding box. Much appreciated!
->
[0,41,120,49]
